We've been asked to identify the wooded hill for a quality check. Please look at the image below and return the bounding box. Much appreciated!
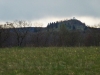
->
[47,18,88,31]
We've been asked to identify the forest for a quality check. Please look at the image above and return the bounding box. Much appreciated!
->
[0,19,100,47]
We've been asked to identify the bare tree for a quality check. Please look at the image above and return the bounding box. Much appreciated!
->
[58,23,69,46]
[7,20,32,46]
[0,25,10,47]
[32,22,43,46]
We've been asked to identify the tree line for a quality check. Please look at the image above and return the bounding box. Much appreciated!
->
[0,20,100,47]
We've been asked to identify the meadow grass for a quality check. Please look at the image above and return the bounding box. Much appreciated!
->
[0,47,100,75]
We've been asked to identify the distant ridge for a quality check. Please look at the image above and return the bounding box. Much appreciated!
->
[47,18,88,31]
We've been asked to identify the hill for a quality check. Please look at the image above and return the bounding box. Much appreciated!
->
[47,18,88,31]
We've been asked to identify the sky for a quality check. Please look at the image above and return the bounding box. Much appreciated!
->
[0,0,100,27]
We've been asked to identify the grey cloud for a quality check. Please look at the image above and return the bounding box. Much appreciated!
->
[0,0,100,21]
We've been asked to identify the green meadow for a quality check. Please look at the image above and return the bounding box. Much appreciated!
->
[0,47,100,75]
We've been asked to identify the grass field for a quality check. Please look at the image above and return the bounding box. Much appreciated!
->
[0,47,100,75]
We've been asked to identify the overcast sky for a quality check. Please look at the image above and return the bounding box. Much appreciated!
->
[0,0,100,27]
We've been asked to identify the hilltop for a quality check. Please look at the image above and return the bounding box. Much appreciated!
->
[47,18,88,31]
